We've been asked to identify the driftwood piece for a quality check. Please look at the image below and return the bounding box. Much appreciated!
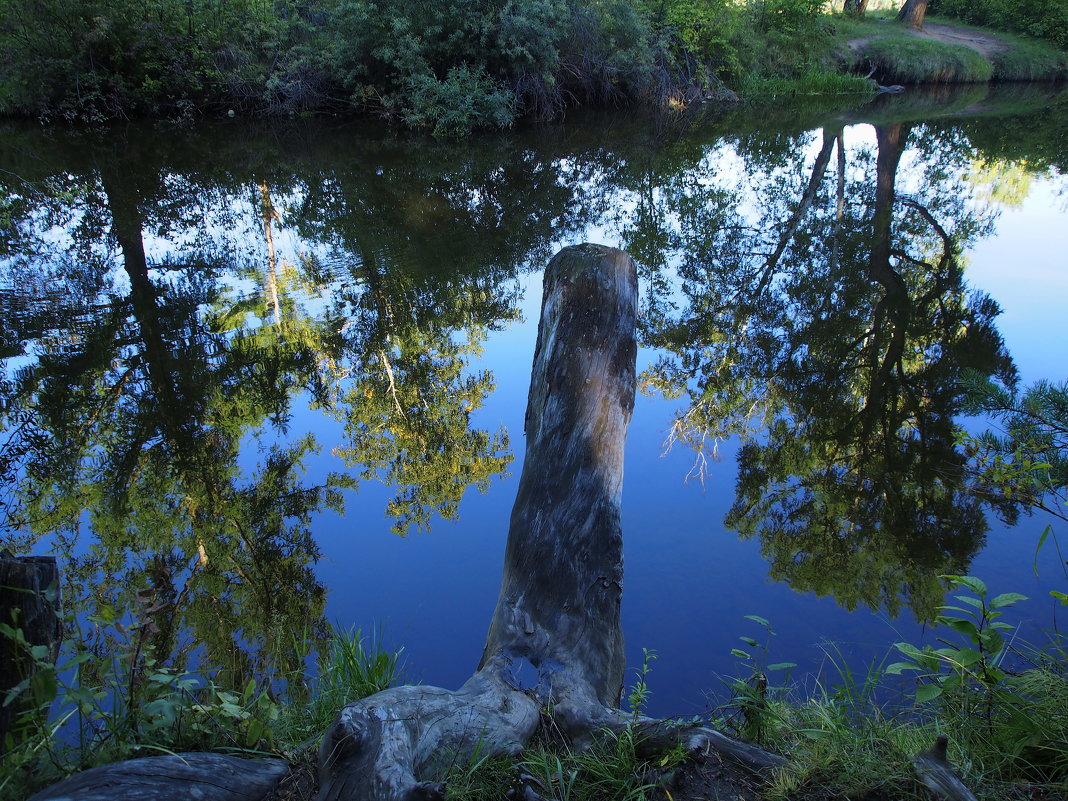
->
[0,551,62,748]
[27,752,289,801]
[317,245,785,801]
[913,735,979,801]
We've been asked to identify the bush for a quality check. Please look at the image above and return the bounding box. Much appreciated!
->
[930,0,1068,50]
[400,65,518,135]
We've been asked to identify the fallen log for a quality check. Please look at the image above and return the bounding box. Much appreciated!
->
[27,752,289,801]
[317,244,785,801]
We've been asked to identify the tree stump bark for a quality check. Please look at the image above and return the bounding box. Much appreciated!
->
[316,245,785,801]
[0,551,62,749]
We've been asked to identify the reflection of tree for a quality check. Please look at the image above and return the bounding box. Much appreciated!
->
[0,154,346,691]
[641,122,1017,620]
[0,123,588,686]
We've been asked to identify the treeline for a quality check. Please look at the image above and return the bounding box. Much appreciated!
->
[0,0,835,131]
[2,0,1064,131]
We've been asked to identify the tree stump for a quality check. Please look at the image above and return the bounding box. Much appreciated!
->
[0,551,62,749]
[317,245,785,801]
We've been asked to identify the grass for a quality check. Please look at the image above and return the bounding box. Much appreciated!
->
[277,625,403,747]
[989,36,1068,80]
[856,36,996,83]
[741,67,876,99]
[0,623,404,799]
[5,587,1067,801]
[823,10,1067,85]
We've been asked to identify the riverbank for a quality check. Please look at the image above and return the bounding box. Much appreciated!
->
[0,1,1063,133]
[8,608,1066,801]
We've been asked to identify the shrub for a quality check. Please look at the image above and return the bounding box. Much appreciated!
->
[400,65,519,136]
[930,0,1068,50]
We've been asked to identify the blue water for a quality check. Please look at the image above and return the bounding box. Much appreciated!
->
[3,106,1067,721]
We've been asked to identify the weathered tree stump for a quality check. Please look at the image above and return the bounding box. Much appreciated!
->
[317,244,785,801]
[27,752,290,801]
[0,550,62,749]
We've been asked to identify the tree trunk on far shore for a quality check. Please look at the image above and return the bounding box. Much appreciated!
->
[897,0,928,28]
[843,0,869,16]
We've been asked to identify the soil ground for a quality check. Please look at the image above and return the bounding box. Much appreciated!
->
[847,18,1009,58]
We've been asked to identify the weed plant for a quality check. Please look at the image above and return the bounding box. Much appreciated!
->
[734,576,1068,801]
[0,622,402,799]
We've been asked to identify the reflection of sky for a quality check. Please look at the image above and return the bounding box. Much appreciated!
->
[5,124,1067,721]
[313,158,1068,719]
[963,179,1068,385]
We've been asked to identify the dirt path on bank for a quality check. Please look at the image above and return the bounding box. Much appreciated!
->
[915,22,1008,56]
[847,19,1009,58]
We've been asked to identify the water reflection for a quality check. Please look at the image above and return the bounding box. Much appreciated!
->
[0,123,574,685]
[1,88,1066,695]
[635,115,1041,621]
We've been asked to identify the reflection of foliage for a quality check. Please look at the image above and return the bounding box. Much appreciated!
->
[329,323,513,536]
[0,123,581,693]
[960,375,1068,523]
[639,121,1018,619]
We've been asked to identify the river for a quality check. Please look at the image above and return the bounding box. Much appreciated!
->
[1,82,1066,719]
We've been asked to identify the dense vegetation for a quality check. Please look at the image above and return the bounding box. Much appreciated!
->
[931,0,1068,49]
[2,0,1065,132]
[0,0,806,127]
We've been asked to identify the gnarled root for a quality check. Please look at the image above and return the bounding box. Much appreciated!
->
[318,668,539,801]
[318,673,786,801]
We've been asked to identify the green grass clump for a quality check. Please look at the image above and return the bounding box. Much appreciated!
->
[762,696,934,800]
[279,625,404,746]
[860,37,995,83]
[989,36,1068,80]
[742,67,877,98]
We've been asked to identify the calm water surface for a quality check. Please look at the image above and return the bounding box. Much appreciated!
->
[2,84,1067,717]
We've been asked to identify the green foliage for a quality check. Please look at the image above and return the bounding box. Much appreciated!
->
[401,65,517,136]
[0,620,401,797]
[930,0,1068,50]
[887,575,1068,784]
[887,575,1023,706]
[721,615,796,745]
